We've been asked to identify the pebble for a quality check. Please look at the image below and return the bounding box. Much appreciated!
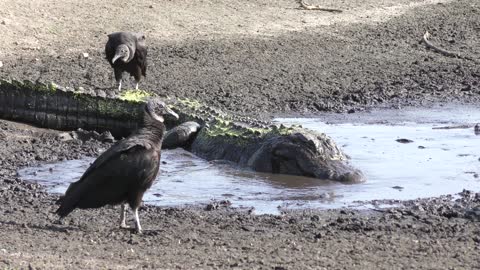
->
[82,52,89,58]
[0,61,3,68]
[396,138,413,144]
[57,132,73,142]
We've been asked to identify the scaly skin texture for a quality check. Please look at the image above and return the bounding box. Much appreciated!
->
[170,98,365,183]
[0,80,365,183]
[0,79,143,137]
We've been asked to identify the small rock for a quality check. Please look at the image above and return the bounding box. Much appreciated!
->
[474,124,480,135]
[96,89,106,98]
[57,132,73,142]
[418,145,426,149]
[392,186,404,191]
[241,226,254,232]
[205,203,217,211]
[82,52,89,58]
[149,4,154,8]
[99,131,115,143]
[465,207,480,221]
[0,61,3,68]
[1,20,6,25]
[396,138,413,144]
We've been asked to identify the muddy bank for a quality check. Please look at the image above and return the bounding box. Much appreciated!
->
[0,0,480,268]
[0,0,479,115]
[0,119,479,269]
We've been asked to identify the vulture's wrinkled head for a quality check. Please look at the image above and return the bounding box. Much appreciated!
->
[112,44,130,64]
[145,98,179,123]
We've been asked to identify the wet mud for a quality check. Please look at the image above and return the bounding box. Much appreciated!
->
[0,1,479,116]
[0,119,479,269]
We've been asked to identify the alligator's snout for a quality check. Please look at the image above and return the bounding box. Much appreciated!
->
[312,160,366,183]
[248,132,366,183]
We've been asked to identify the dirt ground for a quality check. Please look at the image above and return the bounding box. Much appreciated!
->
[1,0,479,114]
[0,0,480,269]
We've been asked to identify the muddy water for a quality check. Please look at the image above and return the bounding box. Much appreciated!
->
[18,107,480,214]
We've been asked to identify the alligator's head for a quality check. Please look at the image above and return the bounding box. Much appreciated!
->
[247,131,365,183]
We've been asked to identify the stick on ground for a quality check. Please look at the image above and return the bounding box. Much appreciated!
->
[422,31,477,63]
[297,0,343,12]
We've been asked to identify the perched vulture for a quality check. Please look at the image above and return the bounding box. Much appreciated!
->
[105,31,147,91]
[56,98,178,233]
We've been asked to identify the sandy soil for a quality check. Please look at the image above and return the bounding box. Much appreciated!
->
[0,0,480,269]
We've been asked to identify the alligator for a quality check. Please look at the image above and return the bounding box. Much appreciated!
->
[0,79,365,183]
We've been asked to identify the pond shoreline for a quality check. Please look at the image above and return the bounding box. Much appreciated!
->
[0,119,479,269]
[0,0,479,267]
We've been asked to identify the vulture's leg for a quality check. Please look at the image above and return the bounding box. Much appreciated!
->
[119,203,129,228]
[133,69,141,90]
[133,207,142,233]
[114,68,123,91]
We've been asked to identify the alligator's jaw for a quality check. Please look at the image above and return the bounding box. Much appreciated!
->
[310,160,366,183]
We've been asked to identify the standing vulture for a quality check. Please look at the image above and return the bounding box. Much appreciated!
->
[105,31,147,91]
[56,98,178,233]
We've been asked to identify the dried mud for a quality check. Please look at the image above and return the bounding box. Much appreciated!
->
[0,0,480,269]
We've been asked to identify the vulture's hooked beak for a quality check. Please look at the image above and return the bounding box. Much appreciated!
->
[112,45,130,64]
[112,54,121,64]
[145,99,179,122]
[165,107,179,120]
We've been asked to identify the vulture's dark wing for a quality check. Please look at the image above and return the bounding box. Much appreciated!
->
[105,36,115,63]
[135,43,147,77]
[56,139,160,217]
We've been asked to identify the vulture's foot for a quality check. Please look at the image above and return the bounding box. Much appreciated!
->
[117,79,122,91]
[120,224,131,229]
[119,204,130,228]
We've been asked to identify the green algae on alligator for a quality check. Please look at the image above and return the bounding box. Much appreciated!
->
[170,98,365,183]
[0,79,144,137]
[0,80,365,183]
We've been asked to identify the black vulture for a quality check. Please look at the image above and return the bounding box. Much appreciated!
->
[105,31,147,91]
[56,98,178,233]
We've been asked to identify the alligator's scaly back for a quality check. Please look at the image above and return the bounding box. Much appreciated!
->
[170,99,365,183]
[0,80,365,183]
[0,79,144,138]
